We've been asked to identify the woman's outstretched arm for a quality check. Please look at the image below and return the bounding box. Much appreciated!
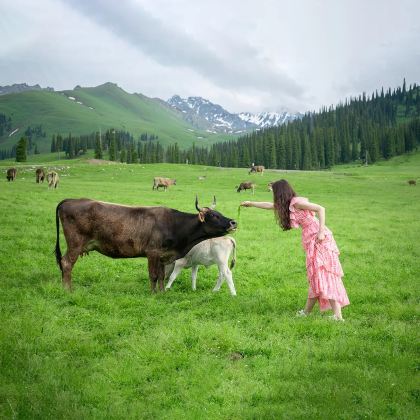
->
[240,201,274,210]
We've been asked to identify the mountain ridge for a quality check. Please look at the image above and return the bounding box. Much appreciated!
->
[167,95,301,133]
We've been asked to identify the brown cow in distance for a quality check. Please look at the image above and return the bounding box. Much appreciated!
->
[47,171,59,189]
[6,168,17,181]
[36,168,45,183]
[153,177,176,191]
[249,165,264,175]
[236,182,255,194]
[408,179,416,186]
[55,197,237,291]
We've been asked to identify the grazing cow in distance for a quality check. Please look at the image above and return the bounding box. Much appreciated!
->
[249,165,264,175]
[6,168,17,181]
[165,236,237,296]
[236,182,255,194]
[47,171,59,189]
[198,176,206,180]
[36,168,45,183]
[55,196,237,291]
[408,179,416,186]
[153,177,176,191]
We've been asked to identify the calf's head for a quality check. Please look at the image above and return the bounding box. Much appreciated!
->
[195,196,237,234]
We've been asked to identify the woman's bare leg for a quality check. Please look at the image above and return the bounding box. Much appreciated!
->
[329,299,343,320]
[304,297,318,314]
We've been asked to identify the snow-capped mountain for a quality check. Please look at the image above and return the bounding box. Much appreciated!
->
[167,95,300,133]
[238,111,297,128]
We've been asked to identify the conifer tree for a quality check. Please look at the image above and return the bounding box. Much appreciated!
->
[16,137,27,162]
[94,132,103,159]
[109,131,116,161]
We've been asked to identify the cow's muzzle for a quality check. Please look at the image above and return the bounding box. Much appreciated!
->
[228,220,237,231]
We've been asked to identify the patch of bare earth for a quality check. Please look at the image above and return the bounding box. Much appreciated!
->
[87,159,118,165]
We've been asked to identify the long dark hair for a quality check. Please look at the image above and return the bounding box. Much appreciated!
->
[272,179,296,230]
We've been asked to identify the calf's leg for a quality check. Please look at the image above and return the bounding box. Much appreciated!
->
[213,271,224,292]
[165,259,186,289]
[223,266,236,296]
[191,265,198,290]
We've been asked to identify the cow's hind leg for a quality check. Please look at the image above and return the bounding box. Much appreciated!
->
[61,248,81,291]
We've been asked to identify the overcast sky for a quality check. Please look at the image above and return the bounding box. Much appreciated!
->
[0,0,419,113]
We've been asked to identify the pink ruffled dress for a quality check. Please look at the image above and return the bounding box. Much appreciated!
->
[289,197,350,311]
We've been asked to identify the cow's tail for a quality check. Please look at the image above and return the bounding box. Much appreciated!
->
[55,200,66,272]
[229,237,236,270]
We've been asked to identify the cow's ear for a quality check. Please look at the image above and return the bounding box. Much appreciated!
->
[198,211,205,223]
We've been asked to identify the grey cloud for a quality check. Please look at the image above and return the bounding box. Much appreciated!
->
[61,0,303,100]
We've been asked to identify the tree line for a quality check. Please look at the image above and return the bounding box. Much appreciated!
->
[56,80,420,167]
[206,80,420,169]
[2,80,419,166]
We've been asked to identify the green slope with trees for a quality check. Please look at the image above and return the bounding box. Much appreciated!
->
[206,80,420,169]
[0,83,230,153]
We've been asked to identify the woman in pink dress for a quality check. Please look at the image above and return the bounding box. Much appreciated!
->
[240,179,349,320]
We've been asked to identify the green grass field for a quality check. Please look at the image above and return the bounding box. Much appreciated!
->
[1,153,419,418]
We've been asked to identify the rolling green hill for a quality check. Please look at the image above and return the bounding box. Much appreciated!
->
[0,83,231,152]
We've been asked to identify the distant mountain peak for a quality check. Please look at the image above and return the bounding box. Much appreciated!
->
[167,95,300,133]
[0,83,54,96]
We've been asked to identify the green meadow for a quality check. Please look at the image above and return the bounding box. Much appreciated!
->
[0,154,419,419]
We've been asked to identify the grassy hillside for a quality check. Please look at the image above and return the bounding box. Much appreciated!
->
[0,83,231,152]
[0,153,419,418]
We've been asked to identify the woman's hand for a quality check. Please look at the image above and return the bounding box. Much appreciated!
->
[317,231,325,242]
[240,201,252,207]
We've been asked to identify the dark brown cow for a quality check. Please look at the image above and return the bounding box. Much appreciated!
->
[249,165,264,175]
[36,168,45,183]
[408,179,416,186]
[153,177,176,191]
[55,197,237,291]
[6,168,17,181]
[236,182,255,194]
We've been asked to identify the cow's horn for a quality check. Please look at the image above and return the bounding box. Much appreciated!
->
[210,196,216,209]
[195,195,201,212]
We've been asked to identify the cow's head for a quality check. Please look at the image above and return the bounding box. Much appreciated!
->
[173,179,177,185]
[195,196,237,233]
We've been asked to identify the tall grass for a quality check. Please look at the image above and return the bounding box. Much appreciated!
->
[0,154,419,418]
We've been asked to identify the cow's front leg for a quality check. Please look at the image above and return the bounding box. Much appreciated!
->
[147,253,161,292]
[157,261,165,291]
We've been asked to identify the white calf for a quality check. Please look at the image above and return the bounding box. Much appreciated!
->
[165,236,237,295]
